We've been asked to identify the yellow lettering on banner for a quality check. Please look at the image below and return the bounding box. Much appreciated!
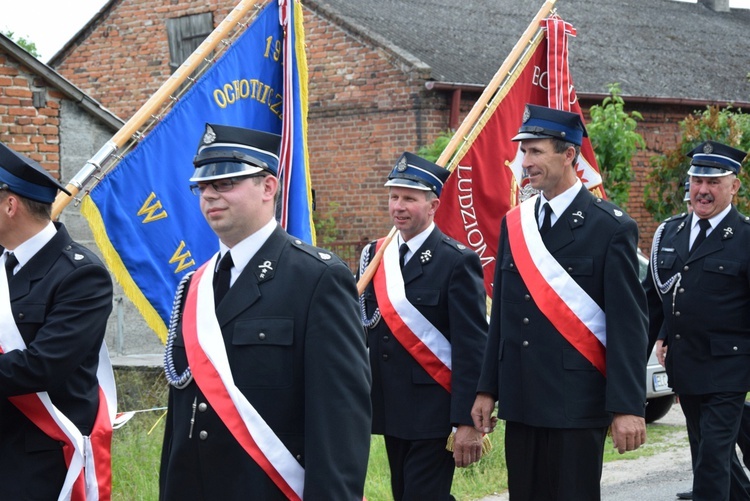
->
[170,241,195,273]
[137,193,168,223]
[211,77,282,118]
[455,164,496,268]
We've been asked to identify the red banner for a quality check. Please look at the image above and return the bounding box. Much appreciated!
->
[435,15,603,295]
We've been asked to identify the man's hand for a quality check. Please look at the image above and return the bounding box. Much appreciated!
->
[611,413,646,454]
[471,393,497,434]
[452,425,484,467]
[655,338,667,367]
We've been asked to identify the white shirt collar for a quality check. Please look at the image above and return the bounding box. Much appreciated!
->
[690,204,732,232]
[5,222,57,270]
[218,218,277,285]
[398,222,435,264]
[540,179,582,223]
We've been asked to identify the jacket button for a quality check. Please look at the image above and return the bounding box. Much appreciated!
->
[719,265,725,271]
[675,311,681,317]
[258,333,266,340]
[567,267,573,272]
[733,346,739,351]
[678,288,685,293]
[296,454,302,461]
[683,265,689,272]
[198,403,207,412]
[199,430,208,440]
[382,354,389,361]
[522,341,529,347]
[523,318,529,325]
[510,263,515,268]
[18,313,24,320]
[382,335,389,342]
[675,334,681,340]
[524,294,531,301]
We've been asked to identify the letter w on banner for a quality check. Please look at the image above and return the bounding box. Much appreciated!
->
[80,0,313,342]
[434,14,603,296]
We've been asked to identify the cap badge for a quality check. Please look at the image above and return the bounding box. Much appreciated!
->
[522,105,531,124]
[420,250,432,264]
[703,143,714,154]
[318,252,332,260]
[202,125,217,146]
[396,157,408,172]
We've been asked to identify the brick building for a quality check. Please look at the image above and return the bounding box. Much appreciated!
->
[47,0,750,254]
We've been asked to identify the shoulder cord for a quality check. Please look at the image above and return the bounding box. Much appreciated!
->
[164,271,195,389]
[358,244,381,328]
[649,222,681,314]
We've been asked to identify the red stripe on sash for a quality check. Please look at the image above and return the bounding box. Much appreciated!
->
[371,239,452,392]
[505,207,606,376]
[182,263,301,501]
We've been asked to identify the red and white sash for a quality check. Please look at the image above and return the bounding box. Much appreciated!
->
[505,197,607,375]
[0,263,115,501]
[372,238,452,392]
[181,255,304,500]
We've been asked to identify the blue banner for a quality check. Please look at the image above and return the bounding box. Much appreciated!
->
[81,1,313,341]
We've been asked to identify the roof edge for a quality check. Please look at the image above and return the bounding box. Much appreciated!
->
[0,33,124,131]
[47,0,120,67]
[304,0,432,76]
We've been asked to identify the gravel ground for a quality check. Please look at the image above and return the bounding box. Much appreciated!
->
[475,403,699,501]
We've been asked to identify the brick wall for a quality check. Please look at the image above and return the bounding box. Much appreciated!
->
[0,53,63,180]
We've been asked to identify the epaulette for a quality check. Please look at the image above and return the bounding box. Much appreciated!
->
[441,235,471,253]
[61,243,96,266]
[290,237,339,265]
[591,197,630,222]
[662,212,689,224]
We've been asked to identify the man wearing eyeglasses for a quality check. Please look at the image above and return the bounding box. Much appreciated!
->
[159,123,372,500]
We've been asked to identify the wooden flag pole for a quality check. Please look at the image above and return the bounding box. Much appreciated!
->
[436,0,556,170]
[51,0,266,219]
[356,0,556,295]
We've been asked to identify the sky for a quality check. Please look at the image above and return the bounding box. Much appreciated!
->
[2,0,750,63]
[1,0,110,62]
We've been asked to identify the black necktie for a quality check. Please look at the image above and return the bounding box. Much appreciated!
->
[399,243,409,269]
[540,203,552,236]
[213,251,234,307]
[691,218,711,253]
[4,252,18,278]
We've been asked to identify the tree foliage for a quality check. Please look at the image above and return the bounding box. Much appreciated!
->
[586,83,646,210]
[2,31,41,59]
[644,106,750,222]
[417,130,453,164]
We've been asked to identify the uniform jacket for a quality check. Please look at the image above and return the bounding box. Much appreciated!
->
[477,187,648,429]
[644,207,750,395]
[361,226,487,440]
[160,226,372,501]
[0,223,113,500]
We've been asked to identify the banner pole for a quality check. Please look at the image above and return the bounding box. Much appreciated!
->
[435,0,557,170]
[51,0,266,219]
[357,0,556,294]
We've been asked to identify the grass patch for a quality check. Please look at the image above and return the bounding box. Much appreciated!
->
[109,368,686,500]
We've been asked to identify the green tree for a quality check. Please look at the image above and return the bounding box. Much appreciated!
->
[2,30,41,58]
[417,130,453,163]
[586,83,646,210]
[644,106,750,221]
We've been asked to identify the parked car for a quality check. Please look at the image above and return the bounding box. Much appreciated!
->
[638,249,675,423]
